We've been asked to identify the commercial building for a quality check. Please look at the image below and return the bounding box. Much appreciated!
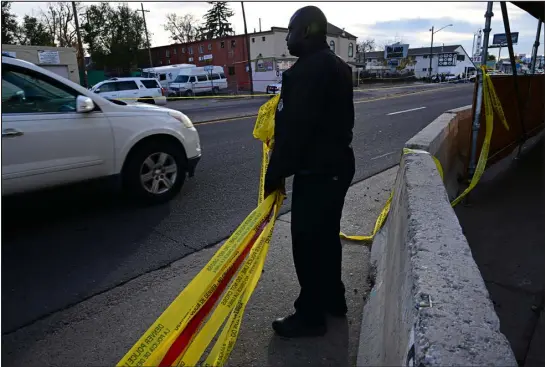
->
[2,44,79,84]
[358,44,475,78]
[247,23,357,91]
[148,23,358,92]
[150,34,251,90]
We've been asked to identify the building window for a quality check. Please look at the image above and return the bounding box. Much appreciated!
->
[208,43,212,51]
[231,40,236,48]
[423,55,428,59]
[457,54,465,61]
[348,43,354,58]
[220,41,225,48]
[252,37,255,43]
[173,48,176,55]
[199,45,204,53]
[329,40,335,53]
[182,47,186,53]
[165,50,170,57]
[262,36,266,41]
[438,52,456,66]
[167,59,171,64]
[189,46,193,54]
[228,66,236,75]
[159,60,163,65]
[423,68,427,71]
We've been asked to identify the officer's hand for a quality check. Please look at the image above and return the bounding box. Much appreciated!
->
[264,176,285,199]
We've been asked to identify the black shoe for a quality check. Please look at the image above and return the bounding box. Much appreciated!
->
[272,313,327,338]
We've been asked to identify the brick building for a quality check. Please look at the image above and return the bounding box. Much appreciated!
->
[150,34,251,90]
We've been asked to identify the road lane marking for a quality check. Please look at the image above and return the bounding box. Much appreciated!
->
[371,151,396,160]
[196,85,468,126]
[387,106,427,116]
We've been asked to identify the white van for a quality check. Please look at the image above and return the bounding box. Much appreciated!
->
[142,64,196,90]
[168,66,228,97]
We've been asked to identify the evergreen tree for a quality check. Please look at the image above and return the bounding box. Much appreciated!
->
[201,1,234,40]
[17,15,55,46]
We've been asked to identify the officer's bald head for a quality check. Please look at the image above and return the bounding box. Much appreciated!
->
[286,6,328,57]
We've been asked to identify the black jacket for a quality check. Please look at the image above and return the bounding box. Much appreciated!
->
[266,44,355,184]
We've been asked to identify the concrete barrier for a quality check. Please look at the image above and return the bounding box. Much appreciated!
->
[357,107,517,366]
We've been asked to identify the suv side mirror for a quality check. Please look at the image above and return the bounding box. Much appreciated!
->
[94,88,101,93]
[76,95,95,113]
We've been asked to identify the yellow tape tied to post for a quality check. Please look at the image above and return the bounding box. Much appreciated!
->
[341,66,509,243]
[117,95,282,367]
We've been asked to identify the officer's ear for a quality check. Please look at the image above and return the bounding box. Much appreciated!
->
[303,25,311,39]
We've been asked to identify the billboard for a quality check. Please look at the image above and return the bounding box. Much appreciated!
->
[384,43,409,59]
[491,32,519,47]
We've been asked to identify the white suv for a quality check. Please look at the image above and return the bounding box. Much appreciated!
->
[1,56,201,204]
[91,77,167,105]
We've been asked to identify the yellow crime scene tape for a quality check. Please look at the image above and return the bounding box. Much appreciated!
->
[118,95,282,367]
[341,66,509,243]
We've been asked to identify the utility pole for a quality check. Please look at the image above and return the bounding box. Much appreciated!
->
[241,2,254,97]
[72,2,87,88]
[139,3,153,68]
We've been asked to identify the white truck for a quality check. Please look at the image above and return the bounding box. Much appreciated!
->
[167,66,228,97]
[142,64,196,90]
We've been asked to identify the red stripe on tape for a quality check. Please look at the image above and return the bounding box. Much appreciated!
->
[158,211,272,366]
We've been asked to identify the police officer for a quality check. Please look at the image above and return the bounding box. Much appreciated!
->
[264,6,355,338]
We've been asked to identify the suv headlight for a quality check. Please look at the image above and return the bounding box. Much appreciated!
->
[169,111,194,128]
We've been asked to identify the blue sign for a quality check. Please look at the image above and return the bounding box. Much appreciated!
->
[204,65,214,72]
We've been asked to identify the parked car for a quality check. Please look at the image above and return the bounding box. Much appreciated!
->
[90,77,167,105]
[1,55,201,204]
[266,82,282,95]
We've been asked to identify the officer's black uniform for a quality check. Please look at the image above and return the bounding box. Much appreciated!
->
[264,6,355,338]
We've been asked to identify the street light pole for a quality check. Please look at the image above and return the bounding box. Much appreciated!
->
[428,26,434,80]
[428,24,453,81]
[139,3,153,68]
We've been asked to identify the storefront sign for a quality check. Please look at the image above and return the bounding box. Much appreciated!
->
[38,50,60,64]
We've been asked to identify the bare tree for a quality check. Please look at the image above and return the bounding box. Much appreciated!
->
[163,13,200,43]
[40,2,85,48]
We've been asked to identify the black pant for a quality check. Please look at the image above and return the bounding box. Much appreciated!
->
[290,167,355,320]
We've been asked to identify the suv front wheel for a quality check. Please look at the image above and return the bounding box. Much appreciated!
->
[123,139,187,204]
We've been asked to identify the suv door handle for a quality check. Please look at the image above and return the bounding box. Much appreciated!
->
[2,128,24,138]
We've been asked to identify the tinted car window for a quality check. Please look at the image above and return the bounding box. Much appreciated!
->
[219,72,226,79]
[2,64,78,114]
[97,82,116,92]
[116,81,139,91]
[197,75,208,82]
[210,73,220,80]
[141,79,160,89]
[174,75,189,83]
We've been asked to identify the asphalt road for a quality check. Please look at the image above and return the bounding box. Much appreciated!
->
[170,82,469,123]
[1,84,474,333]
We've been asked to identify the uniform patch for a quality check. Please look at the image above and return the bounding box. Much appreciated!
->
[277,99,284,112]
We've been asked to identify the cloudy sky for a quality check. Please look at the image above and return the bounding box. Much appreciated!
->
[10,1,544,57]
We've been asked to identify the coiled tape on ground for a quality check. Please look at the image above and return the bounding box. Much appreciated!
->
[118,94,282,367]
[341,66,509,243]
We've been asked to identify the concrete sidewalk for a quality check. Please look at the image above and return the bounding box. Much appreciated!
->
[2,167,397,367]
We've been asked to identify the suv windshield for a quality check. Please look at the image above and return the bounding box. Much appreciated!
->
[174,75,190,83]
